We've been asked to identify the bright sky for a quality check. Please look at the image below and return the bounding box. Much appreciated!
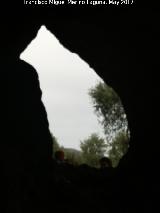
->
[20,25,105,150]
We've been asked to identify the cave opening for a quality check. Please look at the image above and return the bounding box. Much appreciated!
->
[20,25,129,167]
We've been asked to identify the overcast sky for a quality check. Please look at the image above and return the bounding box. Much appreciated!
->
[20,25,105,150]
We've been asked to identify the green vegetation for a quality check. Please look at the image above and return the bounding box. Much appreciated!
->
[80,133,107,167]
[108,131,129,167]
[62,148,84,166]
[89,82,128,139]
[89,82,129,167]
[51,134,84,166]
[51,81,129,168]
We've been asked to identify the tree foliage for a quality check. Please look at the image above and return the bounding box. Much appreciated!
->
[89,82,129,167]
[89,82,128,141]
[80,133,107,167]
[109,131,129,167]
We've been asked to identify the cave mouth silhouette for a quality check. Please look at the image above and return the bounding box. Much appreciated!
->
[20,25,130,168]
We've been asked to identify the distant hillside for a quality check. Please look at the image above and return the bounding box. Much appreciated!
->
[61,147,83,165]
[63,147,82,155]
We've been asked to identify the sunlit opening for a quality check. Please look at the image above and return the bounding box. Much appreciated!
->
[20,25,129,167]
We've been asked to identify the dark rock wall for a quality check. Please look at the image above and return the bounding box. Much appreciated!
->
[44,8,160,171]
[2,6,160,212]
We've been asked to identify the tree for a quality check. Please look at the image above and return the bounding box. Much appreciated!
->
[89,82,128,140]
[109,131,129,167]
[80,133,107,167]
[89,82,129,167]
